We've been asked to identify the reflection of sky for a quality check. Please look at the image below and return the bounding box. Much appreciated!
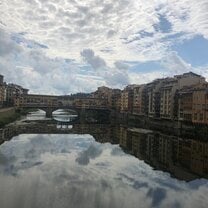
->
[26,109,46,120]
[53,109,78,122]
[0,134,208,208]
[26,109,77,122]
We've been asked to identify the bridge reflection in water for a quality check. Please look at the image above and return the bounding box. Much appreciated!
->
[1,122,208,182]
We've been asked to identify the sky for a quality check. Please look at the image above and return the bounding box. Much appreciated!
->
[0,0,208,95]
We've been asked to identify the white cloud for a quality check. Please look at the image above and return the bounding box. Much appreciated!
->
[80,49,106,70]
[0,0,208,94]
[1,0,208,64]
[0,0,167,63]
[160,0,208,39]
[161,51,192,74]
[80,48,130,88]
[129,51,208,85]
[0,28,129,94]
[0,0,208,64]
[1,133,208,208]
[161,51,208,81]
[0,29,22,56]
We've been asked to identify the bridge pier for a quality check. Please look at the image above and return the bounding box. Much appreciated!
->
[45,108,53,118]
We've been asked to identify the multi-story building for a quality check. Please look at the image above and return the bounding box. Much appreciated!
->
[175,82,208,125]
[192,83,208,125]
[133,85,146,115]
[120,85,138,113]
[160,78,177,119]
[92,86,121,109]
[0,85,5,108]
[114,94,121,112]
[160,72,205,120]
[92,86,111,99]
[6,84,29,106]
[121,90,130,112]
[92,72,206,122]
[176,72,205,88]
[178,86,194,122]
[146,79,165,118]
[110,89,121,111]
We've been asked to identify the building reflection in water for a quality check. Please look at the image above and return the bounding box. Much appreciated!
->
[118,126,208,181]
[1,122,208,181]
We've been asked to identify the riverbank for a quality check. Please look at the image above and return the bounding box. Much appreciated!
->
[0,108,17,128]
[0,108,33,128]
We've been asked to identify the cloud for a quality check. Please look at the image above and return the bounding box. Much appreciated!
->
[160,0,208,39]
[0,0,208,94]
[0,0,169,62]
[114,61,129,70]
[161,51,192,74]
[81,49,106,70]
[1,0,208,63]
[1,133,208,208]
[0,28,106,94]
[147,187,167,207]
[80,48,130,88]
[160,51,208,82]
[0,27,129,93]
[105,69,130,87]
[111,146,126,156]
[0,29,22,56]
[76,144,103,165]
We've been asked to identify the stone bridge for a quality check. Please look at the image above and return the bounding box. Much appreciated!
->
[15,94,111,117]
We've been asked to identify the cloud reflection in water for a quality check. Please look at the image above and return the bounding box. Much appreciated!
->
[0,134,208,208]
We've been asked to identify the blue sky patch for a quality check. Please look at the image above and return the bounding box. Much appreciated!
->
[129,61,164,73]
[173,35,208,67]
[11,33,48,49]
[154,15,172,33]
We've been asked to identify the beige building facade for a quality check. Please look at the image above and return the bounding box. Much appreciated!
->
[133,85,146,115]
[178,87,193,122]
[192,84,208,125]
[160,72,205,120]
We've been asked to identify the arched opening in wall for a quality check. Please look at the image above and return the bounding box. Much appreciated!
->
[52,109,78,122]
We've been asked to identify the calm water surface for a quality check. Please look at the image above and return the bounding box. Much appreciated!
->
[0,112,208,208]
[26,109,77,122]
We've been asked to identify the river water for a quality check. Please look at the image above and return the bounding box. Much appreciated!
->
[0,110,208,208]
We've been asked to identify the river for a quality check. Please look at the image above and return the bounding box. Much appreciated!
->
[0,110,208,208]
